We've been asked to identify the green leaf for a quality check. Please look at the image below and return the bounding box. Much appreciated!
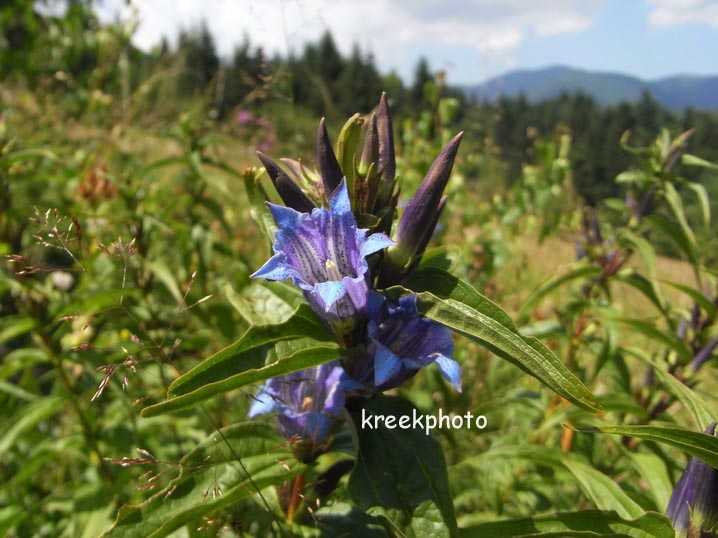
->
[0,315,37,345]
[243,167,277,244]
[141,305,347,417]
[685,181,711,227]
[590,425,718,469]
[661,280,717,322]
[617,229,657,278]
[624,451,672,512]
[336,113,363,194]
[520,265,603,314]
[102,423,304,538]
[475,446,643,519]
[390,268,601,412]
[348,395,459,537]
[628,348,714,430]
[225,280,304,326]
[462,511,674,538]
[644,213,697,265]
[662,181,696,247]
[613,318,692,362]
[145,260,183,304]
[681,153,718,170]
[0,396,66,458]
[614,271,666,314]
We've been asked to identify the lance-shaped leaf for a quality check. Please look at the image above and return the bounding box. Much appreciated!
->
[317,118,344,198]
[141,305,351,417]
[462,511,675,538]
[386,268,601,412]
[473,445,643,519]
[586,424,718,469]
[256,151,315,213]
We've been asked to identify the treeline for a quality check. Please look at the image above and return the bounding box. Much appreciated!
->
[465,92,718,203]
[1,2,455,119]
[3,1,717,204]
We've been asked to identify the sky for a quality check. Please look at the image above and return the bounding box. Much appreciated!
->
[93,0,718,85]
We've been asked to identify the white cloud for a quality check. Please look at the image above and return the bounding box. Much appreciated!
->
[647,0,718,28]
[94,0,603,80]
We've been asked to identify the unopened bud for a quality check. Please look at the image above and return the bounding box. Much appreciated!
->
[256,152,315,213]
[667,422,718,537]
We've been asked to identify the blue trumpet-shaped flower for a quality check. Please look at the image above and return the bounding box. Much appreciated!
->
[667,422,718,537]
[252,179,394,324]
[351,293,461,392]
[248,362,359,445]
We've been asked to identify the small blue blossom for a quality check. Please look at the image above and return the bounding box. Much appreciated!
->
[248,362,360,444]
[252,179,394,323]
[351,293,461,392]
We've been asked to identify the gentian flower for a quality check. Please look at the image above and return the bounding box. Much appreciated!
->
[248,362,359,447]
[348,292,461,392]
[251,178,394,326]
[667,422,718,537]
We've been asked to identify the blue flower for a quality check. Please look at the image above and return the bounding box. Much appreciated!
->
[350,293,461,392]
[248,362,359,445]
[667,422,718,537]
[252,179,394,324]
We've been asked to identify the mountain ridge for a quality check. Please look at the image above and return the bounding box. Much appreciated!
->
[462,66,718,110]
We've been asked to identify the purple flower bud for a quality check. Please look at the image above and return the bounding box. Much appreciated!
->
[690,336,718,374]
[347,293,461,392]
[395,132,462,253]
[667,422,718,537]
[377,92,396,189]
[252,179,394,325]
[317,118,344,199]
[359,113,378,177]
[574,241,587,261]
[635,186,657,220]
[256,151,315,214]
[248,362,360,448]
[378,133,462,286]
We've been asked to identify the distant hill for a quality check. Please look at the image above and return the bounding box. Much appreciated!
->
[463,66,718,110]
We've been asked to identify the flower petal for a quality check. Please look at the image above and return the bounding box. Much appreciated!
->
[267,202,304,230]
[374,343,402,387]
[328,178,351,215]
[251,254,295,281]
[313,280,348,311]
[360,232,395,258]
[434,355,462,392]
[248,390,277,417]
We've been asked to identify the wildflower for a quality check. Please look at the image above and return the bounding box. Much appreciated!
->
[348,293,461,392]
[667,422,718,537]
[251,179,394,326]
[235,109,253,125]
[248,362,359,447]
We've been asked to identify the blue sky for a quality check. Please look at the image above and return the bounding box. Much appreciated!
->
[98,0,718,85]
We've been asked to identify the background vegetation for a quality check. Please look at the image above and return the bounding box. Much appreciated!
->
[2,2,718,536]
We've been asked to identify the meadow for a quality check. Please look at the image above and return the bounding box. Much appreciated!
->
[2,5,718,537]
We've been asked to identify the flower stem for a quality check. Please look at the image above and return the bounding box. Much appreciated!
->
[286,473,305,523]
